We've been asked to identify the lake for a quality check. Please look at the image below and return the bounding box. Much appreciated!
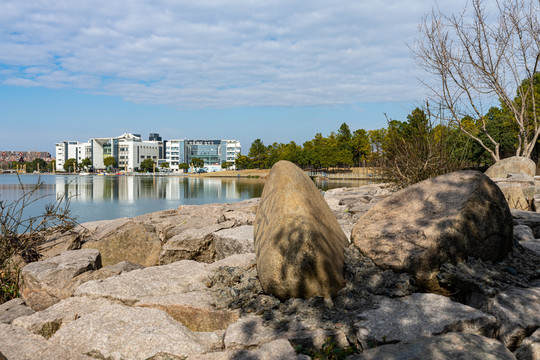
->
[0,174,372,225]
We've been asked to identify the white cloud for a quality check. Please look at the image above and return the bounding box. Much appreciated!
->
[0,0,467,108]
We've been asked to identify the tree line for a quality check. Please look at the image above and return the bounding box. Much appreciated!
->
[237,74,539,186]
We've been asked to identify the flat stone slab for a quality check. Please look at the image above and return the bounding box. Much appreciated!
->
[49,304,222,360]
[82,222,161,267]
[354,293,497,346]
[75,254,255,305]
[512,210,540,238]
[159,222,233,265]
[486,280,540,350]
[520,240,540,256]
[135,291,239,332]
[348,332,515,360]
[514,225,535,242]
[20,249,101,310]
[188,339,298,360]
[13,296,115,339]
[0,298,34,324]
[213,225,254,260]
[0,323,91,360]
[224,316,281,350]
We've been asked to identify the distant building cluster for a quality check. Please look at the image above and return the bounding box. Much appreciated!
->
[0,151,53,164]
[55,133,241,172]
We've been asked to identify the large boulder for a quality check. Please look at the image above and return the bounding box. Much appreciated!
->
[82,221,161,267]
[352,170,513,290]
[254,160,349,300]
[19,249,102,311]
[485,156,536,179]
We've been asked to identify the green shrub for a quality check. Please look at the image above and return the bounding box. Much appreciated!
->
[294,337,360,360]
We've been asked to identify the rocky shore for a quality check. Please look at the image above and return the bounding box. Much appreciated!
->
[1,161,539,360]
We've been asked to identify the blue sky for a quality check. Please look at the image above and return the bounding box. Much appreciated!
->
[0,0,467,155]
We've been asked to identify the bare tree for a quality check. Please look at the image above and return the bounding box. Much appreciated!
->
[413,0,539,162]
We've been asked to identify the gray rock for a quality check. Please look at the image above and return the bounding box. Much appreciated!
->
[188,339,299,360]
[513,210,540,237]
[220,210,256,226]
[0,323,91,360]
[520,240,540,256]
[159,222,234,264]
[74,254,255,331]
[514,225,536,242]
[224,316,281,350]
[135,291,240,332]
[19,249,101,311]
[486,280,540,350]
[354,293,497,346]
[0,298,34,324]
[506,173,537,183]
[77,217,131,241]
[81,221,161,267]
[75,258,210,304]
[65,260,144,294]
[514,328,540,360]
[49,304,222,360]
[347,332,515,360]
[485,156,536,179]
[352,171,513,291]
[12,296,115,339]
[498,183,533,211]
[213,225,254,260]
[254,160,348,300]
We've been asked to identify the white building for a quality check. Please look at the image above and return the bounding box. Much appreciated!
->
[56,133,160,171]
[165,139,241,171]
[55,141,91,171]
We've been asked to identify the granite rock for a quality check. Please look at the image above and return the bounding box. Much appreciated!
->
[0,323,91,360]
[213,225,254,261]
[348,332,516,360]
[352,171,513,290]
[49,304,222,360]
[254,160,348,300]
[19,249,101,311]
[353,293,497,347]
[0,298,34,324]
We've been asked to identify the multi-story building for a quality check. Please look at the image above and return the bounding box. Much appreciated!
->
[165,139,241,170]
[56,134,241,172]
[56,133,161,171]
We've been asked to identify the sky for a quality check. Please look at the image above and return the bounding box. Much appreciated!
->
[0,0,468,155]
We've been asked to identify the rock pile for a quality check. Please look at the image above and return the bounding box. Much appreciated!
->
[1,168,539,359]
[485,156,539,211]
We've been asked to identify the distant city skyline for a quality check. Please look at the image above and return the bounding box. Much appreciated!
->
[1,0,469,154]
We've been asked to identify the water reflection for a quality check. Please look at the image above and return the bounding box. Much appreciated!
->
[53,176,266,202]
[0,174,371,224]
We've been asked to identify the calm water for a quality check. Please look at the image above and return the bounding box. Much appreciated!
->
[0,174,370,224]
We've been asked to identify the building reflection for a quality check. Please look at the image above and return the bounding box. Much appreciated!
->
[54,176,265,202]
